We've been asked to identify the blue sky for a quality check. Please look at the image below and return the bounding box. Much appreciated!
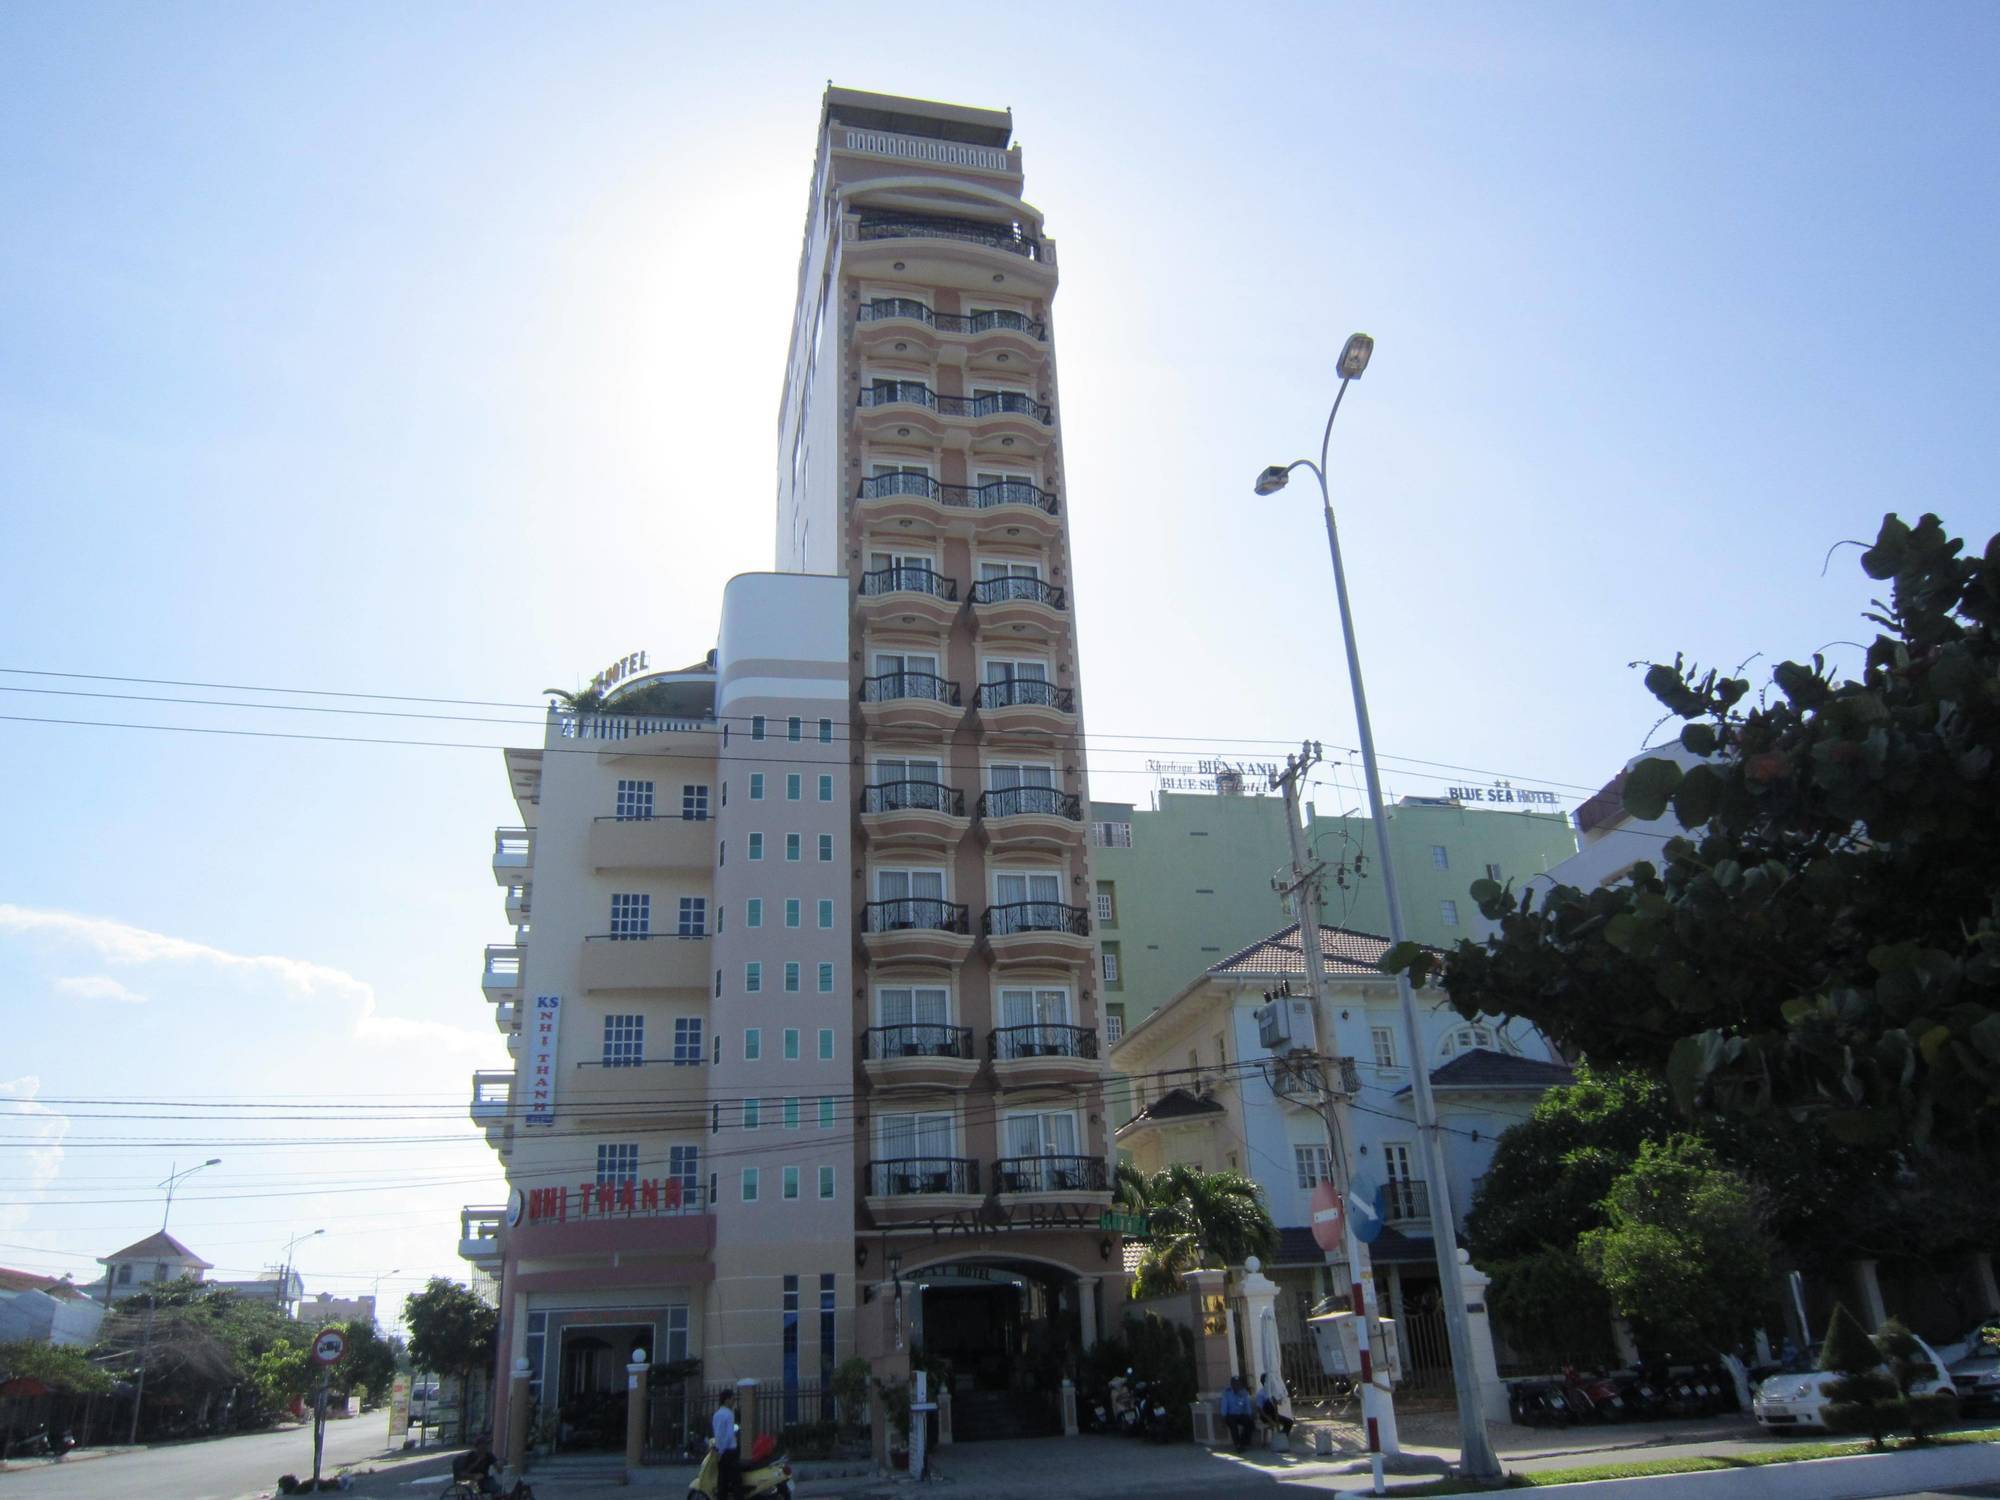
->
[3,2,1996,1318]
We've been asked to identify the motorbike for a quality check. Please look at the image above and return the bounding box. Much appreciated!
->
[1109,1372,1142,1436]
[686,1442,792,1500]
[1507,1378,1571,1427]
[1141,1381,1174,1444]
[9,1427,53,1458]
[53,1431,77,1461]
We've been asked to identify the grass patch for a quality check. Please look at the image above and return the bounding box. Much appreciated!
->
[1387,1424,2000,1494]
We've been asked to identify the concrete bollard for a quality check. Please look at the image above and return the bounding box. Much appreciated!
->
[736,1378,761,1458]
[624,1349,650,1486]
[506,1358,532,1474]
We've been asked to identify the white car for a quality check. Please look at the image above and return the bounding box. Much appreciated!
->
[1753,1334,1956,1433]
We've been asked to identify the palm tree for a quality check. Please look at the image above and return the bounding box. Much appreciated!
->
[543,685,608,713]
[1121,1163,1278,1296]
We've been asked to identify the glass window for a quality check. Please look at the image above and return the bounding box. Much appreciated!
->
[615,780,654,821]
[746,962,762,993]
[745,1028,762,1061]
[751,715,766,741]
[818,717,833,744]
[784,962,800,993]
[602,1013,643,1067]
[784,1097,800,1130]
[786,773,801,801]
[819,1097,835,1129]
[747,898,763,928]
[817,1027,835,1061]
[673,1016,702,1065]
[786,833,801,861]
[1431,845,1449,870]
[818,1165,835,1200]
[1089,821,1132,848]
[750,773,765,800]
[596,1142,640,1186]
[678,897,706,936]
[682,784,709,821]
[1295,1144,1332,1190]
[784,1028,800,1060]
[1105,1011,1124,1045]
[1441,899,1460,926]
[743,1098,762,1130]
[1372,1027,1397,1068]
[741,1167,760,1201]
[669,1145,699,1195]
[788,716,802,742]
[1101,946,1120,985]
[817,961,834,993]
[817,899,834,929]
[663,1305,690,1361]
[783,1166,800,1200]
[1485,862,1502,881]
[1444,1024,1496,1057]
[818,775,833,804]
[609,893,649,939]
[749,832,764,861]
[785,898,801,928]
[1095,883,1116,925]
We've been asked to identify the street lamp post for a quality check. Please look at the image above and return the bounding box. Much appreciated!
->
[129,1158,222,1444]
[279,1228,326,1320]
[1255,332,1502,1482]
[371,1269,401,1328]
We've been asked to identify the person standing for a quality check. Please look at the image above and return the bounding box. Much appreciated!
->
[711,1389,741,1500]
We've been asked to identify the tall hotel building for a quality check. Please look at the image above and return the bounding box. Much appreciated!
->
[466,89,1113,1447]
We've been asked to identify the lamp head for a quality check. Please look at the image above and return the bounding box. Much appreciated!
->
[203,1157,221,1167]
[1253,465,1291,497]
[1338,333,1374,380]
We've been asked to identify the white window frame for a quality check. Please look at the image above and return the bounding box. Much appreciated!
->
[602,1013,644,1068]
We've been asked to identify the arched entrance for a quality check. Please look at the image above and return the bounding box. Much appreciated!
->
[898,1255,1083,1440]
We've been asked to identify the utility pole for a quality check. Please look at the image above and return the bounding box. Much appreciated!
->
[1268,744,1397,1494]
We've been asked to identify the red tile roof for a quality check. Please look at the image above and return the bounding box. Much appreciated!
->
[1207,923,1432,980]
[99,1230,213,1269]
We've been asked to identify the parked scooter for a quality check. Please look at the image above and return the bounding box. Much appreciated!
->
[1140,1380,1174,1444]
[1109,1371,1142,1436]
[686,1441,792,1500]
[52,1431,77,1461]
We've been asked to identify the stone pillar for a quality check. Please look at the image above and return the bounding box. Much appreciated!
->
[1612,1318,1641,1368]
[1851,1259,1889,1331]
[1454,1254,1512,1427]
[1060,1377,1078,1436]
[1235,1258,1291,1421]
[623,1351,650,1486]
[735,1378,760,1459]
[937,1385,953,1446]
[1969,1251,2000,1315]
[505,1358,532,1474]
[1184,1269,1234,1400]
[1077,1275,1101,1351]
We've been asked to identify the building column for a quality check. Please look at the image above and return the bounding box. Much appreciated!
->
[1969,1251,2000,1315]
[1851,1259,1889,1331]
[1454,1253,1511,1427]
[1184,1268,1234,1399]
[1235,1258,1291,1419]
[735,1377,760,1458]
[1076,1275,1101,1351]
[505,1358,532,1474]
[623,1351,649,1486]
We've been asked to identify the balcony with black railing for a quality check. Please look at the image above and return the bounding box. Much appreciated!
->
[969,576,1066,610]
[994,1155,1110,1197]
[863,898,971,934]
[858,566,959,629]
[865,1157,982,1200]
[984,901,1090,938]
[974,679,1076,738]
[854,473,1061,536]
[861,780,967,851]
[858,384,1052,427]
[861,672,962,707]
[858,297,1049,342]
[860,566,958,602]
[864,1024,978,1061]
[862,781,965,817]
[854,211,1048,263]
[1383,1179,1432,1225]
[974,787,1084,857]
[990,1023,1099,1061]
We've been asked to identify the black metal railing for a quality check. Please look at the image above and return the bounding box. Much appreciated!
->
[995,1155,1109,1194]
[975,679,1075,713]
[858,298,1048,341]
[858,384,1053,426]
[969,575,1066,609]
[866,1157,982,1196]
[856,212,1046,262]
[860,566,958,601]
[860,672,962,707]
[1383,1179,1431,1223]
[862,781,965,816]
[983,902,1091,938]
[862,898,971,935]
[990,1023,1100,1061]
[863,1025,977,1061]
[856,472,1060,516]
[977,786,1082,821]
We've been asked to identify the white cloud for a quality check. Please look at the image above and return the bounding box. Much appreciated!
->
[54,974,148,1004]
[0,1077,68,1236]
[0,904,486,1054]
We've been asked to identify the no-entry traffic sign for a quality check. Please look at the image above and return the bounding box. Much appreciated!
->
[1310,1180,1345,1252]
[310,1328,348,1367]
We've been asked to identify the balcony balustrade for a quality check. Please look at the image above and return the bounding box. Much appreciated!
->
[458,1205,505,1268]
[863,1024,977,1061]
[492,827,532,885]
[578,932,711,992]
[1383,1179,1432,1224]
[862,898,971,935]
[968,576,1066,610]
[860,672,961,707]
[858,383,1052,426]
[865,1157,982,1198]
[858,297,1048,340]
[855,212,1048,262]
[974,679,1075,713]
[989,1023,1099,1062]
[994,1155,1110,1196]
[862,781,964,817]
[554,708,714,741]
[481,944,523,1000]
[858,566,960,630]
[856,472,1059,516]
[589,813,710,873]
[982,902,1094,970]
[860,566,958,602]
[469,1071,513,1124]
[977,786,1081,822]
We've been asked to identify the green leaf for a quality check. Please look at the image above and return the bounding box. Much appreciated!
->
[1623,756,1685,821]
[1860,514,1911,579]
[1781,998,1812,1025]
[1665,1035,1707,1112]
[1917,1025,1953,1067]
[1468,877,1503,906]
[1671,764,1723,828]
[1968,1012,2000,1063]
[1679,722,1718,756]
[1378,941,1426,977]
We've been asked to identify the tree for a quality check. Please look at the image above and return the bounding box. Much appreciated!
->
[1386,512,2000,1257]
[1120,1164,1278,1296]
[403,1279,496,1441]
[1578,1136,1774,1355]
[91,1278,311,1433]
[1877,1318,1960,1441]
[1821,1302,1903,1448]
[0,1339,112,1395]
[329,1320,399,1404]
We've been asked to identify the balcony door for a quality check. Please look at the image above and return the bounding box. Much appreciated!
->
[877,1110,957,1190]
[987,761,1056,818]
[878,986,951,1056]
[994,869,1063,920]
[873,651,940,694]
[874,867,947,928]
[869,548,936,594]
[875,756,944,812]
[978,559,1042,600]
[1002,1109,1078,1160]
[998,983,1070,1058]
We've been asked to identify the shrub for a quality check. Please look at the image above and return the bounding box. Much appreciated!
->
[1820,1304,1904,1448]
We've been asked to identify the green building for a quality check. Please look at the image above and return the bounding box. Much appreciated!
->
[1088,788,1578,1045]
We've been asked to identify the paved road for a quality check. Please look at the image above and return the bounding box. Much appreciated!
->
[0,1417,399,1500]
